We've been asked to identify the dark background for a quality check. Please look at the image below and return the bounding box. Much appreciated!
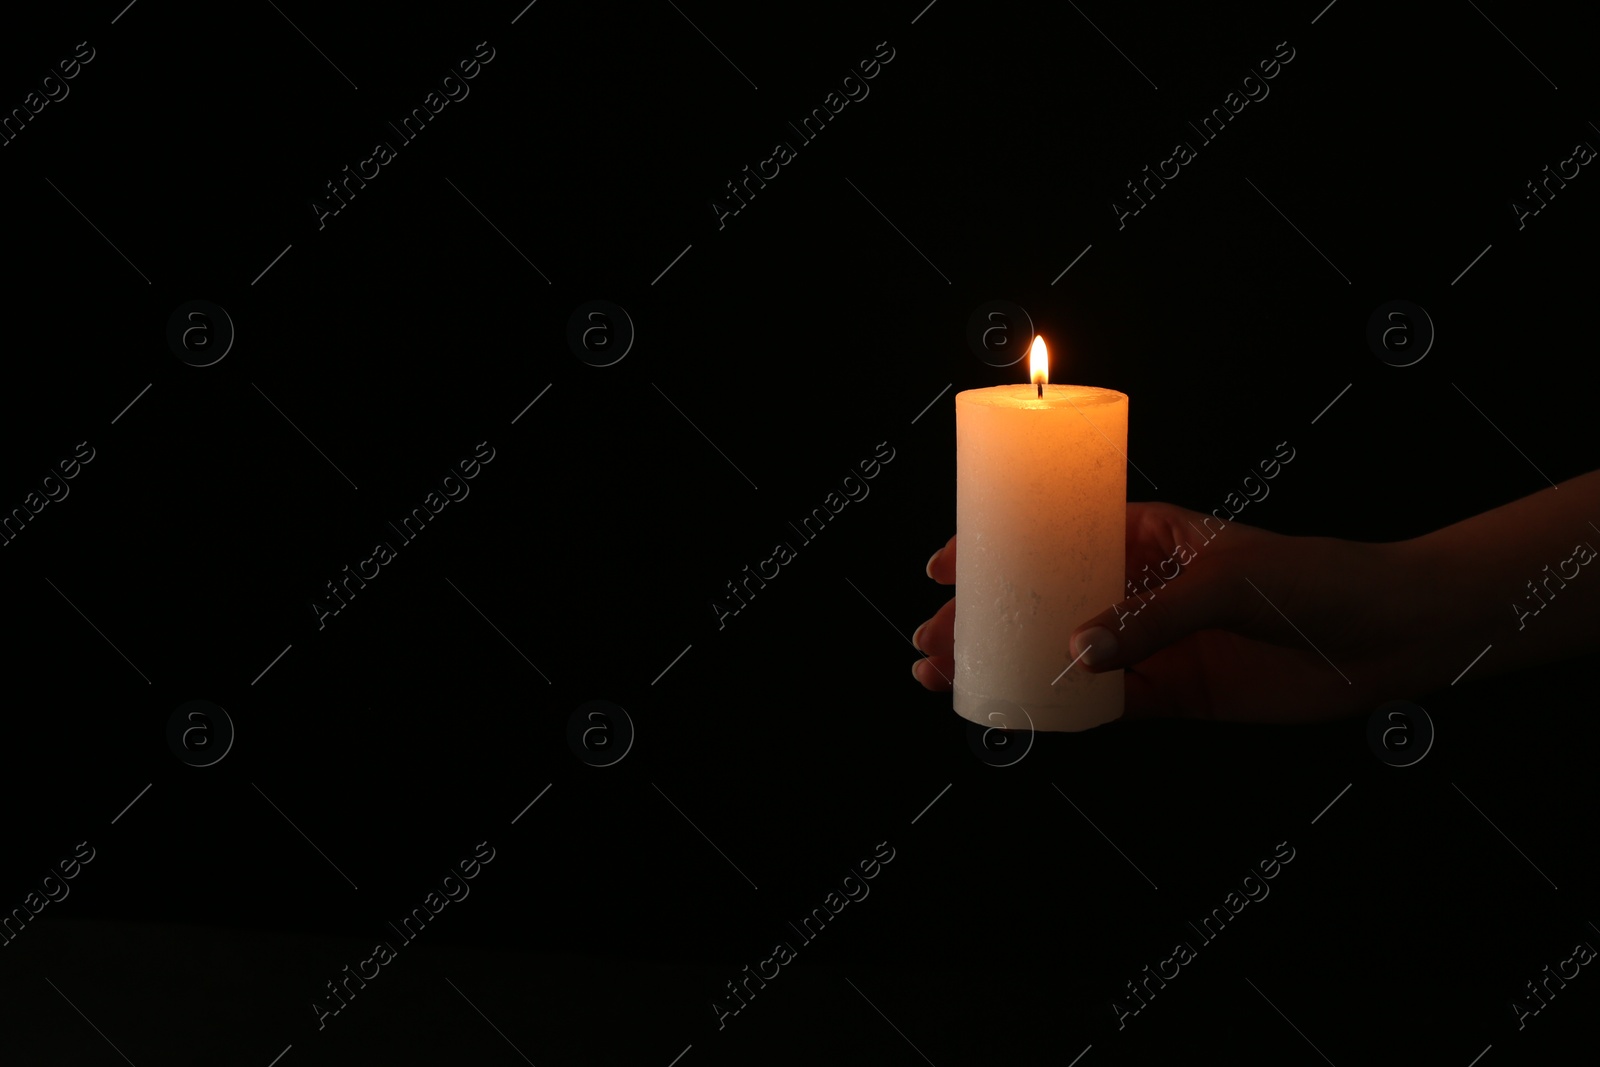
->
[2,1,1596,1064]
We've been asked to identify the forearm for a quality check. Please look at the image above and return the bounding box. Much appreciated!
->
[1398,470,1600,688]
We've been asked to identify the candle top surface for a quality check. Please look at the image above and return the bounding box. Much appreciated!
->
[956,384,1126,409]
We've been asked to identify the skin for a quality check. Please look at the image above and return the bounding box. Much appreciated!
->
[912,473,1600,723]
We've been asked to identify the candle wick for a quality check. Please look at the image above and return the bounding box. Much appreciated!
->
[1037,382,1043,399]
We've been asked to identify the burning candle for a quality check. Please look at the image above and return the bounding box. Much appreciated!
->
[953,336,1128,732]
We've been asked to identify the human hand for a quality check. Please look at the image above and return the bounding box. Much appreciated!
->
[912,502,1438,723]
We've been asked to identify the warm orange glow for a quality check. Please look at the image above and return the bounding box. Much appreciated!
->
[1029,335,1048,387]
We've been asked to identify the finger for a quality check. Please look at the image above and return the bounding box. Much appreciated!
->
[1117,658,1210,721]
[1068,569,1252,673]
[912,654,953,691]
[1119,668,1166,720]
[912,597,956,661]
[926,535,957,584]
[1123,504,1189,583]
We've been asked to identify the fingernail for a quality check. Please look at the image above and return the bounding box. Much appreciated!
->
[912,621,928,652]
[1073,627,1117,666]
[925,548,943,578]
[911,659,926,684]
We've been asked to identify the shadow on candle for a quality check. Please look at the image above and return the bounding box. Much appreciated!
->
[966,700,1035,766]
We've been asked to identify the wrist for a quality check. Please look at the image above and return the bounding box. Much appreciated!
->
[1382,531,1482,695]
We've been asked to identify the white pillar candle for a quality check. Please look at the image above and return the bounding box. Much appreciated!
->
[953,337,1128,732]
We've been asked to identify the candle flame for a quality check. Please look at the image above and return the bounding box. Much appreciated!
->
[1029,335,1048,388]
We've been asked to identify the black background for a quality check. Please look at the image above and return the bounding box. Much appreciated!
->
[2,1,1597,1064]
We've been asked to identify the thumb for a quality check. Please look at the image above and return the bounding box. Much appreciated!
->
[1068,568,1251,671]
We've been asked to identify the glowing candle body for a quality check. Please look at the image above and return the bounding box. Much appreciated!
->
[953,384,1128,732]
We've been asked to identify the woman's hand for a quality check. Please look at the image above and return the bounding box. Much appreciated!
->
[913,502,1435,723]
